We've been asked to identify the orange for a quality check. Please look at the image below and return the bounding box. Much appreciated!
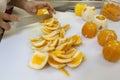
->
[82,22,98,38]
[97,30,117,46]
[103,40,120,62]
[37,8,49,15]
[75,4,87,16]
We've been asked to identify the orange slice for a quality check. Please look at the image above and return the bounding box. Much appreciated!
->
[48,55,66,68]
[41,28,52,34]
[62,24,70,31]
[97,29,117,46]
[67,51,84,68]
[53,48,77,59]
[29,51,48,69]
[32,40,47,48]
[30,38,39,42]
[71,35,82,46]
[82,22,98,38]
[103,40,120,62]
[59,48,77,59]
[60,29,65,38]
[51,53,73,63]
[59,68,70,76]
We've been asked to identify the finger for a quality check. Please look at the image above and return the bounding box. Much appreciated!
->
[44,2,56,14]
[45,7,52,15]
[0,12,20,22]
[0,28,3,34]
[0,19,11,30]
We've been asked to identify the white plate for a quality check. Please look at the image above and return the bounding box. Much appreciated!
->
[0,11,120,80]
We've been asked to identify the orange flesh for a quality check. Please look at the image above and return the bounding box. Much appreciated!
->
[97,30,117,46]
[100,3,120,21]
[82,22,98,38]
[103,40,120,62]
[32,54,45,64]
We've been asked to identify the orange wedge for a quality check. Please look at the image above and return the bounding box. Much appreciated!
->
[48,55,66,68]
[41,28,52,34]
[57,48,77,59]
[59,68,70,76]
[67,51,84,68]
[29,51,48,69]
[60,29,65,38]
[62,24,70,31]
[50,53,73,63]
[32,40,47,48]
[71,35,82,46]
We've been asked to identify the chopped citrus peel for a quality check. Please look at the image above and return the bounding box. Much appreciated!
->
[67,51,84,68]
[29,18,85,76]
[59,68,70,76]
[29,51,48,69]
[48,55,66,69]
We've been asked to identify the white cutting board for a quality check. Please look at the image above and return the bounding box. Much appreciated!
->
[0,11,120,80]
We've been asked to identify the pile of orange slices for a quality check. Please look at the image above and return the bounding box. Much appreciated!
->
[29,17,85,76]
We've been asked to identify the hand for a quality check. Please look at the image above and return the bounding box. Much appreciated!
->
[0,12,19,33]
[23,1,56,15]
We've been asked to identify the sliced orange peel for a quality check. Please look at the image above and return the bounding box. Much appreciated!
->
[29,17,85,76]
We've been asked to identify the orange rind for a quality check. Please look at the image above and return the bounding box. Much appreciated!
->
[29,51,48,69]
[67,51,84,68]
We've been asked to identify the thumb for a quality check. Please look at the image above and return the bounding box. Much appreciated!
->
[0,13,20,22]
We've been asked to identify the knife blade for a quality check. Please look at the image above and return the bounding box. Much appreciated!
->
[15,14,52,28]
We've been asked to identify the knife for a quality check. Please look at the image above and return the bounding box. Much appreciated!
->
[15,14,52,28]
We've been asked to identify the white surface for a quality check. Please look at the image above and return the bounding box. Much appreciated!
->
[0,11,120,80]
